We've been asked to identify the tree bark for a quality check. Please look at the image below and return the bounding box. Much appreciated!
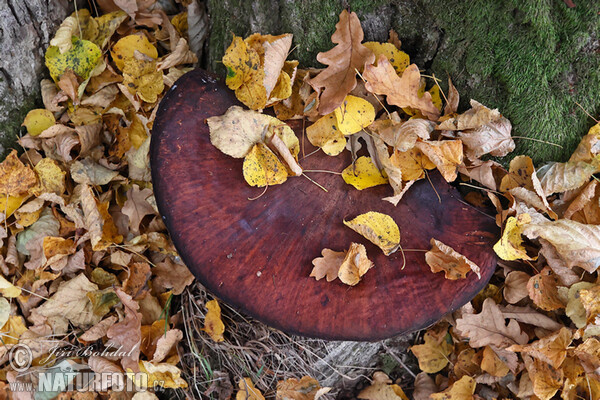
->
[0,0,76,157]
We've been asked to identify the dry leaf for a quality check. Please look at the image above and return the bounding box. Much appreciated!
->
[527,266,565,311]
[493,214,535,261]
[458,116,514,160]
[334,95,376,135]
[338,243,373,286]
[425,238,481,279]
[413,372,437,400]
[152,257,195,295]
[536,160,600,196]
[243,143,289,187]
[523,355,564,400]
[344,211,400,255]
[438,99,501,130]
[107,288,142,371]
[508,327,572,369]
[503,271,530,304]
[480,346,510,377]
[415,140,463,182]
[276,376,320,400]
[364,59,439,121]
[430,376,476,400]
[455,298,528,348]
[237,378,265,400]
[342,156,388,190]
[410,328,454,373]
[204,299,225,342]
[0,150,37,196]
[310,248,347,282]
[308,10,375,115]
[122,184,156,234]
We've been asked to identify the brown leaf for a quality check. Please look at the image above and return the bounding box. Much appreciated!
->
[310,248,346,282]
[508,327,573,369]
[308,10,375,115]
[364,59,439,120]
[455,298,528,348]
[430,376,476,400]
[458,160,505,191]
[503,271,530,304]
[106,288,142,371]
[413,372,437,400]
[443,78,459,116]
[205,371,234,400]
[523,355,564,400]
[123,262,152,298]
[78,316,118,344]
[438,99,501,130]
[122,184,155,234]
[458,116,515,160]
[0,150,37,196]
[425,238,481,280]
[152,257,195,295]
[156,38,197,70]
[527,266,565,311]
[151,327,183,363]
[276,376,320,400]
[498,304,563,331]
[536,159,600,196]
[480,345,510,377]
[57,70,80,105]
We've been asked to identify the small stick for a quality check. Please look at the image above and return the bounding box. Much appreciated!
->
[269,134,303,176]
[574,101,599,123]
[511,136,563,148]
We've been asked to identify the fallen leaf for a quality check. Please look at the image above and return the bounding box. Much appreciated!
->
[132,360,188,389]
[455,298,528,348]
[415,140,463,182]
[363,41,409,75]
[503,271,530,304]
[310,248,347,282]
[308,10,375,115]
[222,35,266,110]
[157,38,197,70]
[413,372,437,400]
[493,214,535,261]
[243,143,288,187]
[344,211,400,255]
[536,160,600,196]
[522,218,600,273]
[0,274,21,298]
[32,158,66,196]
[204,299,225,342]
[426,238,481,279]
[459,116,514,160]
[358,381,409,400]
[306,112,346,156]
[364,59,439,121]
[438,99,501,130]
[107,288,142,371]
[22,109,56,136]
[338,242,374,286]
[390,147,435,181]
[579,284,600,324]
[152,257,195,295]
[523,355,564,400]
[276,376,320,400]
[480,346,510,377]
[237,377,265,400]
[508,327,572,369]
[122,184,155,234]
[410,328,454,373]
[334,95,376,135]
[527,266,565,311]
[565,282,596,328]
[0,150,37,197]
[111,33,158,71]
[430,376,476,400]
[342,156,388,190]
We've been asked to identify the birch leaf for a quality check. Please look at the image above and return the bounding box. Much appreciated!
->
[344,212,400,255]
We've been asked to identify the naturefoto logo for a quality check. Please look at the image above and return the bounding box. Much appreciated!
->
[8,344,164,394]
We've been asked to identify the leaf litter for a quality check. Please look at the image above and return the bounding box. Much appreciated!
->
[3,3,600,399]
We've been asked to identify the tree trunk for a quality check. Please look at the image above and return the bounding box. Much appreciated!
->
[0,0,76,157]
[205,0,600,164]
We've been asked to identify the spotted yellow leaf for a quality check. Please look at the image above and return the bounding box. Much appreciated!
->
[342,156,388,190]
[334,95,376,135]
[111,34,158,71]
[243,143,288,187]
[363,42,410,75]
[306,113,346,156]
[494,214,536,261]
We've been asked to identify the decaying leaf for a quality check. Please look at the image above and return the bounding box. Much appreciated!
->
[0,150,37,197]
[344,211,400,255]
[508,327,572,369]
[425,238,481,279]
[527,266,565,311]
[243,143,288,187]
[415,140,463,182]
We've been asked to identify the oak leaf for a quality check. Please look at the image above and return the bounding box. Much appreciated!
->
[364,58,439,120]
[310,248,346,282]
[308,10,375,115]
[455,298,528,348]
[425,238,481,279]
[344,212,400,256]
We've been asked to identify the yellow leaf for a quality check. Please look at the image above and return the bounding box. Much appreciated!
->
[0,316,27,344]
[0,194,27,219]
[428,85,443,111]
[430,376,476,400]
[111,34,158,71]
[129,360,188,389]
[122,57,164,104]
[480,346,510,377]
[243,143,288,187]
[565,282,596,328]
[0,150,37,197]
[390,147,435,181]
[204,299,225,342]
[22,109,56,136]
[342,156,388,190]
[508,327,572,369]
[344,211,400,256]
[237,378,265,400]
[45,37,102,82]
[43,236,75,260]
[410,329,454,373]
[222,35,267,110]
[0,275,21,298]
[523,356,564,400]
[499,155,536,192]
[306,113,346,156]
[415,140,464,182]
[426,238,481,279]
[33,158,66,196]
[358,382,409,400]
[493,214,535,261]
[334,95,376,135]
[363,42,410,75]
[94,11,128,49]
[338,242,374,286]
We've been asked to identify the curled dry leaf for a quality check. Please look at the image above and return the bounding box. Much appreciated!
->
[536,159,600,196]
[364,59,439,121]
[415,140,463,182]
[237,377,265,400]
[458,116,515,160]
[438,100,501,130]
[425,238,481,279]
[343,211,400,256]
[493,214,536,261]
[308,10,375,115]
[429,376,476,400]
[0,150,37,197]
[527,266,565,311]
[310,243,373,286]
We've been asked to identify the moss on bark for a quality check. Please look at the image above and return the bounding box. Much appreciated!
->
[205,0,600,164]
